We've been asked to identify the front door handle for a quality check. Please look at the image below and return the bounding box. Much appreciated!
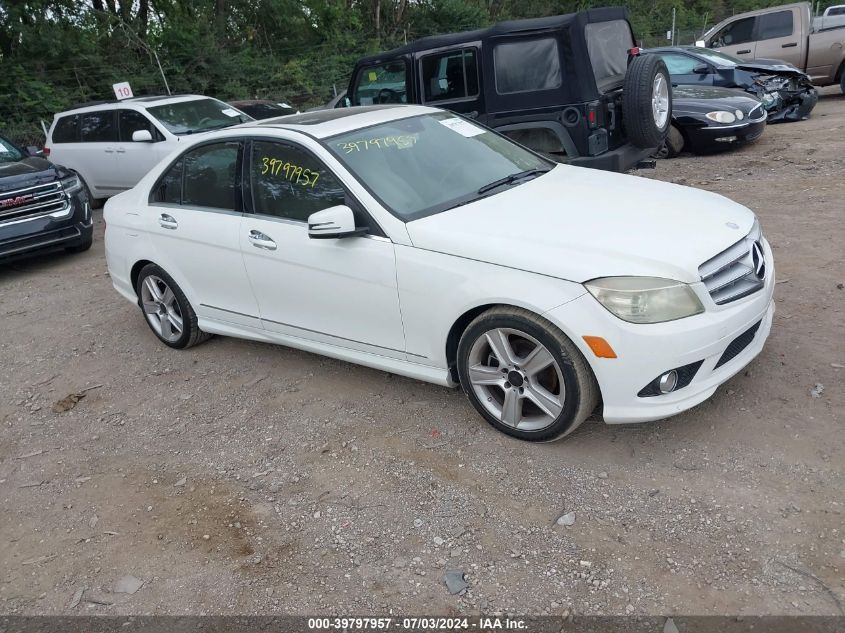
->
[158,213,178,229]
[248,230,277,250]
[737,49,751,55]
[781,42,797,48]
[116,147,126,153]
[104,147,115,154]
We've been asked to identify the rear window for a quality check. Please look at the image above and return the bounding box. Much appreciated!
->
[586,20,635,89]
[758,11,793,40]
[493,38,562,94]
[52,115,79,143]
[80,111,117,142]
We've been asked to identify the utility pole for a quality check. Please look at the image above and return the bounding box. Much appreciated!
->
[671,7,676,46]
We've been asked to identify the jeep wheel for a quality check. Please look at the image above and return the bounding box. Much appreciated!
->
[623,55,672,149]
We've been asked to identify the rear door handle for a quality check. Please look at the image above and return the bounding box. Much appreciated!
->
[104,147,115,154]
[248,229,277,250]
[737,49,751,55]
[158,213,178,229]
[116,147,126,153]
[781,42,797,48]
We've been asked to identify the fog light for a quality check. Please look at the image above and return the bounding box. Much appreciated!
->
[658,370,679,394]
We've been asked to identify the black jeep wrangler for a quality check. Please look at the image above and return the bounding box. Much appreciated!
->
[347,7,671,172]
[0,133,92,261]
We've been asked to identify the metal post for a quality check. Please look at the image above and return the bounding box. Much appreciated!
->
[152,49,171,96]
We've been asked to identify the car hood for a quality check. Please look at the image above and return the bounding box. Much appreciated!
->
[672,85,763,115]
[734,59,808,78]
[406,165,756,284]
[0,157,64,193]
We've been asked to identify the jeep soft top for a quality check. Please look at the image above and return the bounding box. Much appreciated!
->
[347,7,671,172]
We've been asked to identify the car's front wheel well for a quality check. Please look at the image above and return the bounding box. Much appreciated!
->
[130,259,155,296]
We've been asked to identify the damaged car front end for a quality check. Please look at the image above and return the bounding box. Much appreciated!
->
[645,47,818,123]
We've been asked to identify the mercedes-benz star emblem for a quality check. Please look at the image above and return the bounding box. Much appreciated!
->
[751,241,765,279]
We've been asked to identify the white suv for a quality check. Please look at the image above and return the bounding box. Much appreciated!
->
[45,95,252,201]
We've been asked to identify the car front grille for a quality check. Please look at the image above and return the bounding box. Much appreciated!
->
[0,181,69,224]
[715,320,762,369]
[698,221,766,305]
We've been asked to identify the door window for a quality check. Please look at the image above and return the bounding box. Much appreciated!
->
[80,110,117,142]
[182,142,240,210]
[250,141,346,222]
[352,61,408,105]
[493,37,562,94]
[420,49,479,102]
[151,158,184,204]
[119,110,162,142]
[758,11,793,40]
[52,115,79,143]
[658,53,701,75]
[711,17,756,47]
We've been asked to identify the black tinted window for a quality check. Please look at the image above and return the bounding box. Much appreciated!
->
[80,111,117,142]
[182,142,240,210]
[119,110,159,142]
[52,115,79,143]
[152,158,183,204]
[758,11,793,40]
[251,141,345,222]
[494,38,562,94]
[713,17,756,46]
[421,49,478,102]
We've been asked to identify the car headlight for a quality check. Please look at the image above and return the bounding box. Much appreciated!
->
[585,277,705,324]
[61,174,82,194]
[705,111,736,124]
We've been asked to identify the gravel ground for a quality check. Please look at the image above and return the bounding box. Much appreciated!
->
[1,87,843,617]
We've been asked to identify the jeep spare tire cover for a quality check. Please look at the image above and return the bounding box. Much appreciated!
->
[623,55,672,149]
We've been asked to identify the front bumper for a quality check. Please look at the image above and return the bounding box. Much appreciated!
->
[0,191,92,260]
[544,239,776,424]
[686,117,767,152]
[568,142,654,173]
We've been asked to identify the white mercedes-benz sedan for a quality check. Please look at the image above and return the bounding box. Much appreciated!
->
[104,105,774,441]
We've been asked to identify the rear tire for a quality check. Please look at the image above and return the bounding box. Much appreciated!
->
[456,307,598,442]
[624,55,672,149]
[135,264,211,349]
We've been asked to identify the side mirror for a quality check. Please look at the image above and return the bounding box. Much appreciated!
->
[339,96,351,108]
[695,40,706,47]
[26,146,42,157]
[693,64,710,74]
[307,205,367,239]
[132,129,153,142]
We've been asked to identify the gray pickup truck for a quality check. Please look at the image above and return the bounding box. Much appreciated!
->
[698,2,845,92]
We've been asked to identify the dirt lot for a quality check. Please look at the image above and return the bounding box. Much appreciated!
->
[1,87,843,617]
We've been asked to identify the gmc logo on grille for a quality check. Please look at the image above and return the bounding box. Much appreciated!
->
[1,194,34,208]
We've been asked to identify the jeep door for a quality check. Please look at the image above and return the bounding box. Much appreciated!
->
[415,46,482,118]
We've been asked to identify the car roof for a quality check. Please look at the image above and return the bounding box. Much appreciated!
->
[355,7,627,65]
[54,94,222,117]
[235,104,438,139]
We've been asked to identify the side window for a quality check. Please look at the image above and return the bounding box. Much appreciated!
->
[758,11,794,40]
[151,158,183,204]
[52,115,79,143]
[80,110,117,142]
[494,37,562,94]
[352,61,407,105]
[251,140,345,222]
[659,53,700,75]
[119,110,161,142]
[712,17,756,47]
[182,142,240,210]
[420,49,478,102]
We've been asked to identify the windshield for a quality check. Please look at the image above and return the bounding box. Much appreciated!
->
[0,136,24,163]
[690,47,740,67]
[326,112,551,220]
[146,98,253,135]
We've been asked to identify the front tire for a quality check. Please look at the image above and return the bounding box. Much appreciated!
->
[653,125,685,159]
[456,307,598,442]
[135,264,211,349]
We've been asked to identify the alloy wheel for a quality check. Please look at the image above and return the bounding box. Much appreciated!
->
[140,275,184,343]
[652,73,670,130]
[467,327,565,431]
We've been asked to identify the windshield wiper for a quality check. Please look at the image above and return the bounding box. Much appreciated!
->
[476,168,550,196]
